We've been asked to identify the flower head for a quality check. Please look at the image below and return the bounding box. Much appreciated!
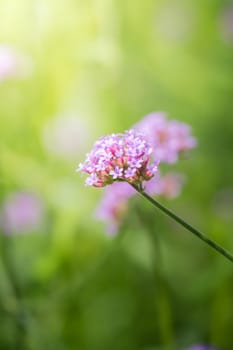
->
[77,129,159,188]
[89,112,197,235]
[135,112,196,163]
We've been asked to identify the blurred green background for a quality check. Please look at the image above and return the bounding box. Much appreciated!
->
[0,0,233,349]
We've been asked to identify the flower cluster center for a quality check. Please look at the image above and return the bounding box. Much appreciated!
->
[77,129,159,187]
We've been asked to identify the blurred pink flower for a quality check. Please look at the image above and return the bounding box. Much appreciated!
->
[0,44,31,82]
[95,182,135,235]
[135,112,196,164]
[77,129,159,188]
[1,191,43,235]
[145,172,185,199]
[95,172,185,234]
[43,115,91,160]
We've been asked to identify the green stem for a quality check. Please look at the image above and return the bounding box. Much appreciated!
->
[131,184,233,263]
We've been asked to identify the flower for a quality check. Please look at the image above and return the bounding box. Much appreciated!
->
[77,129,159,188]
[135,112,196,163]
[78,112,197,235]
[95,172,185,234]
[0,191,43,235]
[95,182,135,235]
[145,172,185,199]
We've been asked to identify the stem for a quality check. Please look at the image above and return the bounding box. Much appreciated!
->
[131,184,233,263]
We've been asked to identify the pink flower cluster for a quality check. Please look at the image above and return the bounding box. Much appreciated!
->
[88,112,197,234]
[77,129,159,188]
[135,112,196,163]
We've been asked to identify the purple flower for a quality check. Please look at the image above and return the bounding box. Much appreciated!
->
[89,112,197,234]
[0,191,44,235]
[145,172,185,199]
[95,182,135,235]
[109,166,124,179]
[124,167,137,178]
[76,112,198,235]
[135,112,196,164]
[85,173,99,186]
[77,129,159,188]
[95,171,185,234]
